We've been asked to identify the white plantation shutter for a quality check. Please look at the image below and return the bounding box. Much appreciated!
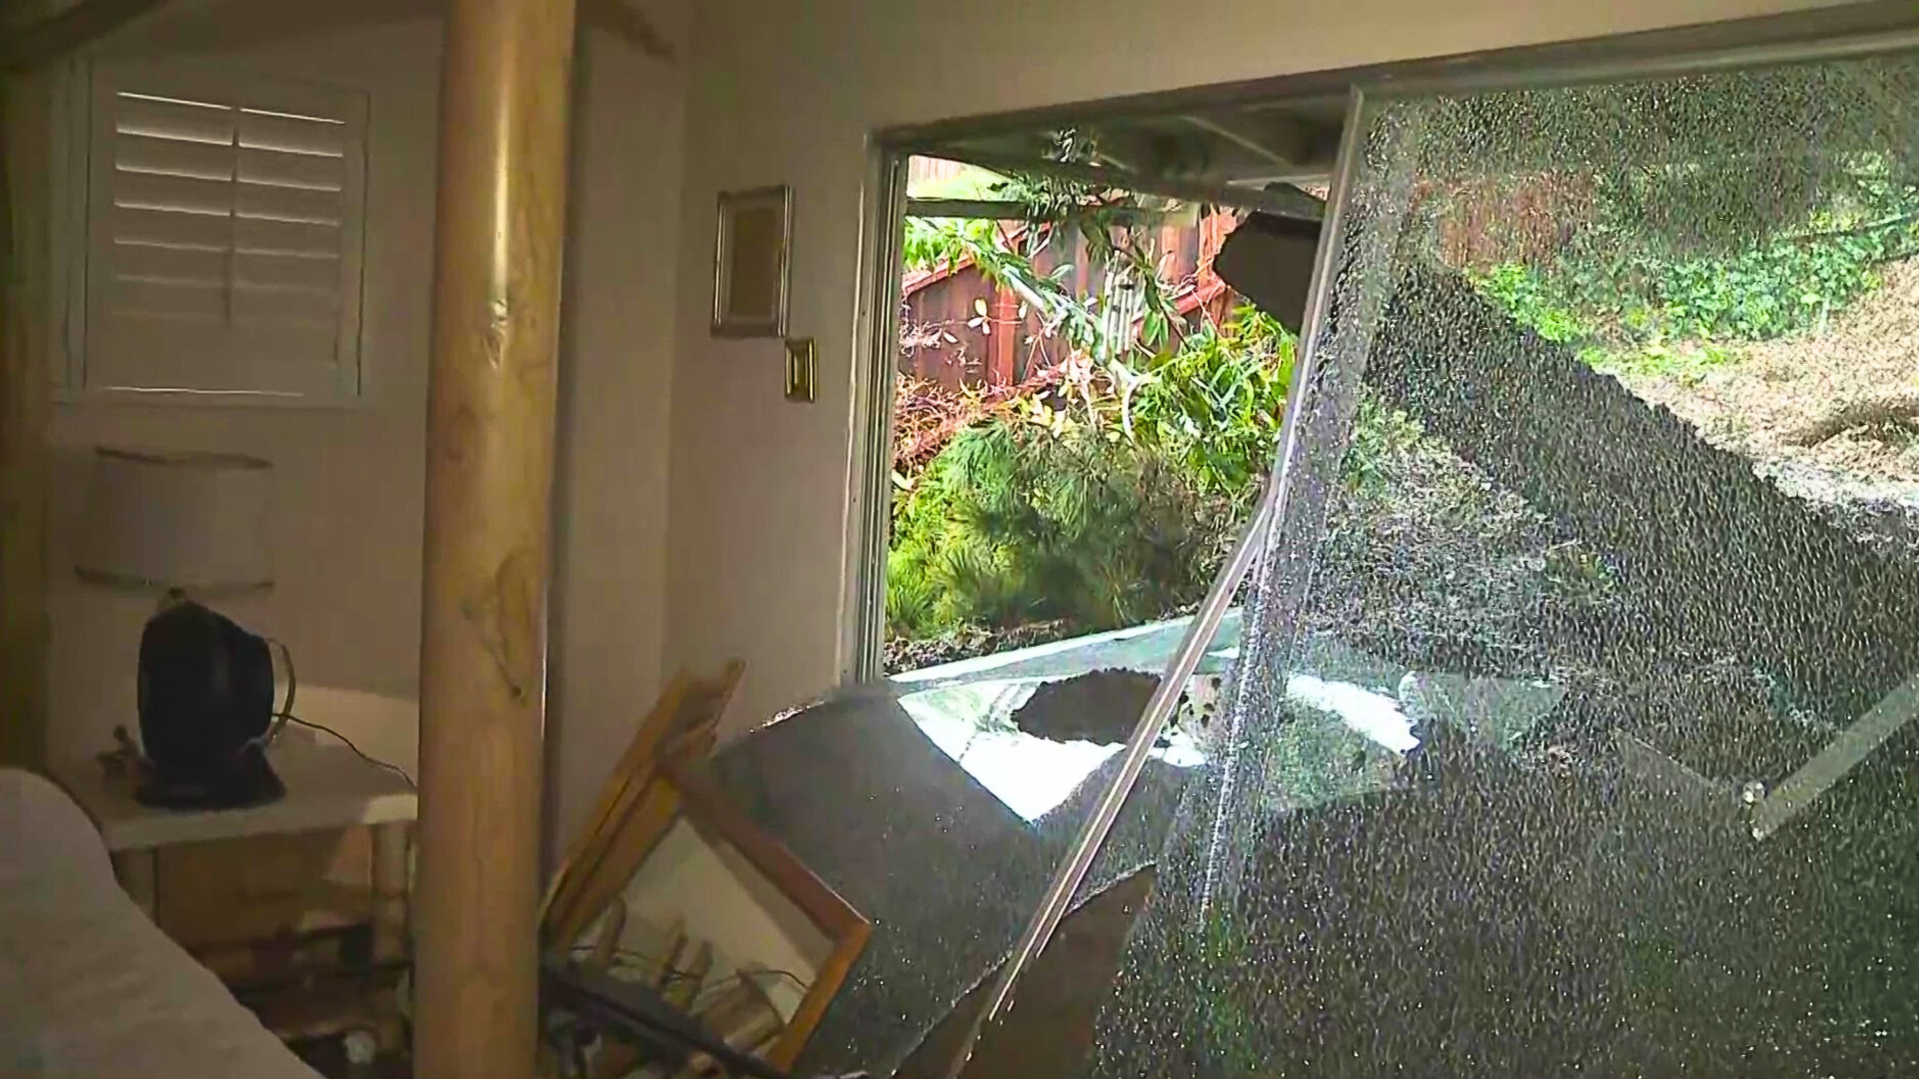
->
[82,64,367,400]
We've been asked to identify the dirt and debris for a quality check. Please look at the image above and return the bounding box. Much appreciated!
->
[883,619,1077,675]
[1617,258,1919,558]
[1007,669,1161,744]
[1622,259,1919,486]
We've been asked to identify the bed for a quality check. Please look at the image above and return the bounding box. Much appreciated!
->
[0,767,323,1078]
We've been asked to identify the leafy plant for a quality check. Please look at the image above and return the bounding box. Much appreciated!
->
[1469,262,1595,344]
[1343,399,1426,495]
[886,418,1236,639]
[901,216,998,274]
[900,148,1197,376]
[1467,162,1919,350]
[1129,307,1296,501]
[1584,339,1737,384]
[883,307,1457,646]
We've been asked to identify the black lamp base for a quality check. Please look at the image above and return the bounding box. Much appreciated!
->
[135,740,285,810]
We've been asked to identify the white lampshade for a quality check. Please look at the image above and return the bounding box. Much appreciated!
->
[75,447,274,593]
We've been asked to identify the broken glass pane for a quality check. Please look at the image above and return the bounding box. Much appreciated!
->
[1087,48,1919,1078]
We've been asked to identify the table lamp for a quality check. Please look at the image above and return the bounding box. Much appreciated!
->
[76,447,286,809]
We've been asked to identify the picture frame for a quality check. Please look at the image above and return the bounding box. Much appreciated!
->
[551,752,870,1076]
[711,185,794,338]
[540,662,746,951]
[655,762,869,1069]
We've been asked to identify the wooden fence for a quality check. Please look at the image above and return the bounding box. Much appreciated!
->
[899,211,1242,390]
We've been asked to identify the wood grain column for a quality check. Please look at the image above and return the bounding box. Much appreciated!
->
[413,0,577,1074]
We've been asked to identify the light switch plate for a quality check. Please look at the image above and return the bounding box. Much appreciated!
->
[783,337,817,403]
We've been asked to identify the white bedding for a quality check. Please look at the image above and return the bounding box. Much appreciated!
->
[1,767,323,1079]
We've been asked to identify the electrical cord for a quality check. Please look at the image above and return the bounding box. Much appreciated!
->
[245,636,298,753]
[281,712,417,790]
[684,967,811,1013]
[256,635,415,789]
[267,637,296,744]
[567,945,810,1011]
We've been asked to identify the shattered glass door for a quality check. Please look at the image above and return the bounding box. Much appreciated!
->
[1089,49,1919,1078]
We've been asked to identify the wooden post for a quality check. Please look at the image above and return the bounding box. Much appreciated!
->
[1,70,52,772]
[369,821,410,965]
[987,286,1017,386]
[413,0,577,1074]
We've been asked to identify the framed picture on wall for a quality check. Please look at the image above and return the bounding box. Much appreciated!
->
[711,185,794,338]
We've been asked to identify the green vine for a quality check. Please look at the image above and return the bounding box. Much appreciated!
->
[1469,160,1919,349]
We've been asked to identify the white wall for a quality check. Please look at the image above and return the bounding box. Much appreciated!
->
[664,0,1861,735]
[548,10,692,851]
[43,0,692,862]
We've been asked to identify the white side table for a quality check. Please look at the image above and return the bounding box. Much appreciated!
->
[53,731,418,962]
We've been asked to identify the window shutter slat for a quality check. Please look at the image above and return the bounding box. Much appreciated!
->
[111,204,234,250]
[234,250,340,293]
[233,216,340,258]
[115,132,234,181]
[112,242,228,287]
[238,110,345,158]
[238,146,344,191]
[236,182,343,226]
[113,94,235,145]
[111,277,227,320]
[232,283,339,327]
[112,170,234,217]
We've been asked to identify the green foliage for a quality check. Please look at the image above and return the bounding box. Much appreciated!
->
[900,162,1039,274]
[1470,262,1595,344]
[1584,340,1738,385]
[1342,399,1427,495]
[885,307,1454,645]
[1469,164,1919,351]
[1129,307,1296,500]
[899,212,1134,363]
[885,418,1235,639]
[901,216,997,274]
[1567,213,1914,343]
[888,304,1309,642]
[1474,227,1913,348]
[899,155,1191,366]
[963,233,1108,357]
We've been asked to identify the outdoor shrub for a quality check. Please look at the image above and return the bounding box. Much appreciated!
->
[1470,262,1595,344]
[902,215,998,274]
[1471,165,1919,350]
[884,308,1456,646]
[886,418,1236,639]
[1131,307,1296,501]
